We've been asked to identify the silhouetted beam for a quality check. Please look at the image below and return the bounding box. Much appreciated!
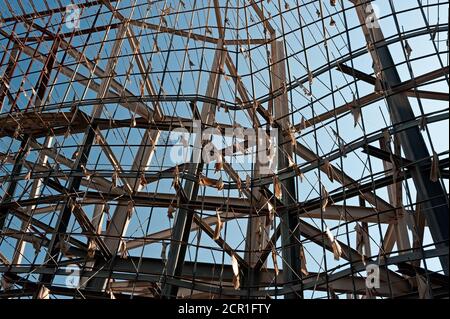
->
[34,36,61,107]
[264,112,447,194]
[213,0,225,39]
[5,206,88,250]
[126,27,163,119]
[0,112,241,139]
[3,247,433,297]
[2,158,447,216]
[396,262,449,288]
[0,271,404,299]
[1,228,50,247]
[3,142,117,195]
[295,142,394,213]
[36,22,131,291]
[362,144,412,166]
[296,66,449,131]
[42,177,111,259]
[0,192,258,215]
[272,40,301,299]
[379,134,411,256]
[0,272,151,299]
[289,157,449,216]
[125,204,389,251]
[0,111,89,138]
[4,207,54,234]
[126,210,248,250]
[404,90,449,101]
[0,193,397,252]
[0,45,19,112]
[37,125,98,290]
[337,63,376,84]
[224,50,265,125]
[113,270,402,297]
[253,226,281,271]
[193,214,249,268]
[248,0,275,35]
[0,138,29,230]
[11,135,54,264]
[18,25,266,46]
[296,247,448,297]
[336,64,448,101]
[161,40,226,298]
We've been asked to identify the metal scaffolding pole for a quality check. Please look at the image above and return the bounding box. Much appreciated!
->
[351,0,449,275]
[161,40,226,298]
[272,40,302,299]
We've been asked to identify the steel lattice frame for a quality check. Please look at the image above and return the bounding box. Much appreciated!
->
[0,0,448,299]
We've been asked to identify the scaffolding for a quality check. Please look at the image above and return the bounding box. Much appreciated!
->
[0,0,448,299]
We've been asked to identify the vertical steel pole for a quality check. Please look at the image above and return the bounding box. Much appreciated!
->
[351,0,449,274]
[161,40,225,298]
[272,40,301,298]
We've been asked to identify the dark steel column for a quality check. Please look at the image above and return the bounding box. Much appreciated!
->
[0,138,29,231]
[161,41,225,298]
[37,123,98,289]
[161,162,204,298]
[352,0,449,274]
[272,40,302,298]
[0,44,19,113]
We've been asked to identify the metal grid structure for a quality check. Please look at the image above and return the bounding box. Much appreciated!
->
[0,0,448,299]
